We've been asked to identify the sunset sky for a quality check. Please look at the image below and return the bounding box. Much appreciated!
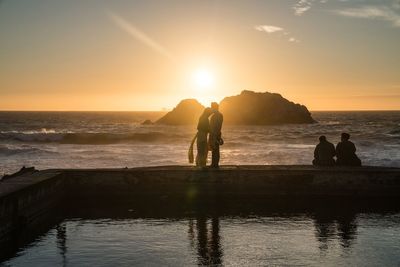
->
[0,0,399,111]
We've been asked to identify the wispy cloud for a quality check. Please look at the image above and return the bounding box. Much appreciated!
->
[254,25,284,33]
[289,37,300,43]
[293,0,400,28]
[294,0,313,16]
[107,11,173,59]
[255,25,300,43]
[334,5,400,27]
[293,0,330,16]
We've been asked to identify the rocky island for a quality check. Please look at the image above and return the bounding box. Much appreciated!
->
[153,90,315,125]
[155,99,204,125]
[220,90,315,124]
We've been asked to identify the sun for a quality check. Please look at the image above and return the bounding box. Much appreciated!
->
[192,69,215,90]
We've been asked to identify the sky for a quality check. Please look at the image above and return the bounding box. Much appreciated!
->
[0,0,399,111]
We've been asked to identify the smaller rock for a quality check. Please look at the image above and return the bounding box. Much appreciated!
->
[141,119,154,125]
[156,99,205,125]
[1,166,37,181]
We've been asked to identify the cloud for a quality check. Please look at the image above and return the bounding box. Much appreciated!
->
[293,0,330,16]
[289,37,300,43]
[107,11,173,59]
[294,0,314,16]
[255,25,300,43]
[254,25,284,33]
[334,5,400,27]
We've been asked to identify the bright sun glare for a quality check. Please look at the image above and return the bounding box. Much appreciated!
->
[192,69,215,90]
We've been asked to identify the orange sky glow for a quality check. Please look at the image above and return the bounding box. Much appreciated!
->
[0,1,399,111]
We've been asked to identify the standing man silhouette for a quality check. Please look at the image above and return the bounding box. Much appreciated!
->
[209,102,223,168]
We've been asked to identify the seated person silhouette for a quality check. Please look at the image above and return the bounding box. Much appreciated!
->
[313,135,336,166]
[336,133,362,166]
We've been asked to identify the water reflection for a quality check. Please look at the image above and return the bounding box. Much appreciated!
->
[313,211,358,250]
[189,216,223,265]
[186,210,360,264]
[56,223,67,267]
[2,199,400,265]
[337,214,358,248]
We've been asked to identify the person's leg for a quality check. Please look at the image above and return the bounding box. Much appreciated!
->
[197,133,207,167]
[211,144,220,167]
[196,142,200,166]
[200,141,209,167]
[196,138,201,166]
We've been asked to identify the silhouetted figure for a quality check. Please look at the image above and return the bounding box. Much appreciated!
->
[196,108,213,167]
[336,133,362,166]
[209,102,223,168]
[312,136,336,166]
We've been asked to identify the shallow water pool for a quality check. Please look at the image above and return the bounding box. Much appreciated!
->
[2,207,400,267]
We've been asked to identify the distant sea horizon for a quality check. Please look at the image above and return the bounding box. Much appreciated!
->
[1,110,400,112]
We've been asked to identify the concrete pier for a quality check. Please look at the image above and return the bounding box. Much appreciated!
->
[1,165,400,244]
[61,165,400,198]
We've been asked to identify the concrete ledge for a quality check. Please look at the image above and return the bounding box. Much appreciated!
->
[60,165,400,198]
[0,170,64,246]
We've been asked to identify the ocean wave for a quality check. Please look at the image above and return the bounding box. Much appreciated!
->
[388,128,400,136]
[2,128,57,134]
[224,141,247,148]
[0,145,42,155]
[319,121,343,126]
[0,132,188,144]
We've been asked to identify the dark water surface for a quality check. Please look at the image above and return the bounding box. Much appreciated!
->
[1,201,400,267]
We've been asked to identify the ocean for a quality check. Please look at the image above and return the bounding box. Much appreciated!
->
[0,111,399,175]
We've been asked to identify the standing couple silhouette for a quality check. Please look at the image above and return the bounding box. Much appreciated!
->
[189,102,223,169]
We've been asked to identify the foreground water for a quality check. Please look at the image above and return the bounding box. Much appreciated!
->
[1,111,400,175]
[2,209,400,266]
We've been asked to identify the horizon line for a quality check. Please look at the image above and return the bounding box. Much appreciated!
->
[0,109,400,112]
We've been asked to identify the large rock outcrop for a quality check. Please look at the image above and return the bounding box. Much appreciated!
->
[156,99,204,125]
[220,90,315,124]
[156,90,315,125]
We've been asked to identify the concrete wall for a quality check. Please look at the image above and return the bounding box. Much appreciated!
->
[0,170,64,246]
[63,166,400,200]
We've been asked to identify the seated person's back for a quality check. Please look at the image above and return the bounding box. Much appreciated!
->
[313,136,336,166]
[336,133,361,166]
